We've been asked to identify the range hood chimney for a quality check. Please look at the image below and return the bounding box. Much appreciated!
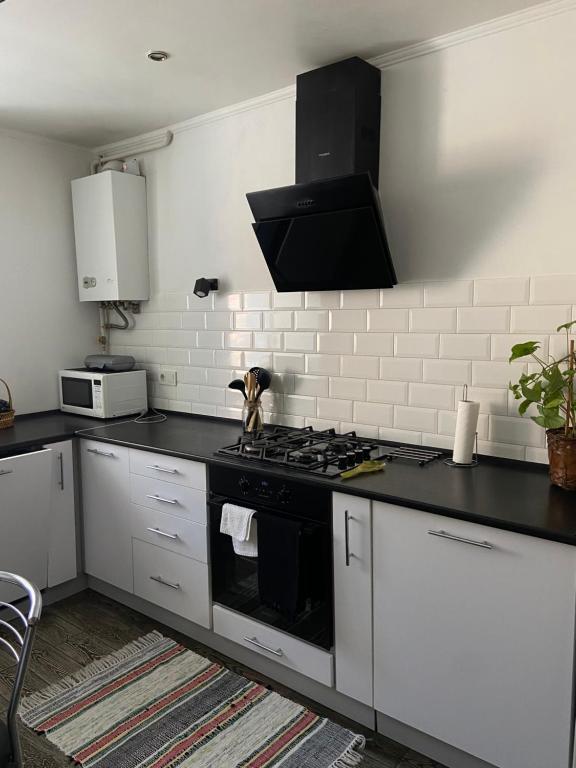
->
[247,56,396,292]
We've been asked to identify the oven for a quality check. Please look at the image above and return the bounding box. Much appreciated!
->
[209,464,333,650]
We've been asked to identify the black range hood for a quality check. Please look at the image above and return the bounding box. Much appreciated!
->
[247,57,397,292]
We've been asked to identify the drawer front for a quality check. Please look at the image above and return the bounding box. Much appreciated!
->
[130,503,207,563]
[129,448,206,491]
[133,539,210,628]
[130,474,207,524]
[213,604,334,687]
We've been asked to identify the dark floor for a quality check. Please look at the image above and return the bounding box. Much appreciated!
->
[0,590,442,767]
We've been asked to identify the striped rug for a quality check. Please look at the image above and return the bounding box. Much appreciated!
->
[20,630,365,767]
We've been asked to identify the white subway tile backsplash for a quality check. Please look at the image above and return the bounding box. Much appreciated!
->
[125,280,574,461]
[355,333,394,356]
[330,377,366,401]
[330,310,367,331]
[457,307,510,333]
[474,278,529,306]
[424,281,473,307]
[354,401,393,427]
[530,275,576,305]
[368,309,410,332]
[525,446,549,464]
[510,306,571,332]
[295,310,330,331]
[341,355,379,379]
[423,359,471,385]
[395,333,439,358]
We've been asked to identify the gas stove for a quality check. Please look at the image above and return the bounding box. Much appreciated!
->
[217,426,443,477]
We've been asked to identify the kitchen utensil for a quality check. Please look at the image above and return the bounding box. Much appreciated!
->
[340,460,385,480]
[249,367,272,393]
[228,379,247,399]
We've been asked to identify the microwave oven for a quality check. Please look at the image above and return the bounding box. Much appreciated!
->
[59,368,148,418]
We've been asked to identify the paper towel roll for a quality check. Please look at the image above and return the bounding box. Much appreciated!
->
[452,400,480,464]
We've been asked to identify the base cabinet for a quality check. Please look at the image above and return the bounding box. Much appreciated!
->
[373,501,576,768]
[47,440,78,587]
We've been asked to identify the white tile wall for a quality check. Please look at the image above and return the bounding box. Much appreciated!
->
[113,277,576,464]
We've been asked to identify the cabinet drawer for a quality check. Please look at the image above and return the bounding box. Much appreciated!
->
[133,539,210,627]
[130,503,207,563]
[213,604,334,687]
[130,474,207,523]
[129,448,206,491]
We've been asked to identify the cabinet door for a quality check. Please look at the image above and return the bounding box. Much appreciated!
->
[81,440,133,593]
[47,440,78,587]
[0,450,52,601]
[373,502,576,768]
[333,493,372,706]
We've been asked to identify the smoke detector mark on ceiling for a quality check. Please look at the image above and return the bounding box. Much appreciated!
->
[147,50,169,62]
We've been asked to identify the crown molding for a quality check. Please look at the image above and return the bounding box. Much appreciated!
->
[93,0,576,155]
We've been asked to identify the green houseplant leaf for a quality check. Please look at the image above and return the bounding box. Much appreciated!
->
[509,341,540,362]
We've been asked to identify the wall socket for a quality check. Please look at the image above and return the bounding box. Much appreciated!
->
[159,369,177,386]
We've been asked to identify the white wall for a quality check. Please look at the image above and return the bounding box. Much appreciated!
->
[124,7,576,292]
[0,130,97,414]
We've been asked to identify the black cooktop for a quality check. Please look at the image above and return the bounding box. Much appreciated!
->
[217,426,444,477]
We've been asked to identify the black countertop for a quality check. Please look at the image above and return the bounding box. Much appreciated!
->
[3,411,576,545]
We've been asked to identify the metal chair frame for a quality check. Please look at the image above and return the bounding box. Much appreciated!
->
[0,572,42,768]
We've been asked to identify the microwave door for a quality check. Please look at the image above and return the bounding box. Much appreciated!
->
[61,377,93,410]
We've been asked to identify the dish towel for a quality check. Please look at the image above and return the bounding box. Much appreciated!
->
[220,503,258,557]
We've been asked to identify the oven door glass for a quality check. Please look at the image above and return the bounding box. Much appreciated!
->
[210,498,333,650]
[61,377,93,409]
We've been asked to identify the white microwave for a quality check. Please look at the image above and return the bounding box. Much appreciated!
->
[59,369,148,418]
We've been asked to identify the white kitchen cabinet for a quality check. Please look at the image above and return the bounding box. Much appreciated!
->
[81,440,133,592]
[71,170,149,302]
[0,450,52,601]
[373,501,576,768]
[332,493,373,706]
[47,440,78,587]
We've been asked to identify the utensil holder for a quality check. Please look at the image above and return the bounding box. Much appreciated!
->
[0,378,15,430]
[242,400,263,434]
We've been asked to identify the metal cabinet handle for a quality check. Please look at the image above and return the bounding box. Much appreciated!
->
[146,526,179,540]
[146,493,178,505]
[243,636,283,657]
[57,452,64,490]
[0,469,13,477]
[428,529,493,550]
[145,464,179,474]
[149,575,181,590]
[344,510,356,566]
[87,448,115,457]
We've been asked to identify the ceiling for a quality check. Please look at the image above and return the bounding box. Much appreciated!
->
[0,0,547,147]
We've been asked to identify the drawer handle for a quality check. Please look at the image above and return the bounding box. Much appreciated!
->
[0,469,13,477]
[344,510,356,567]
[145,464,179,475]
[146,493,178,505]
[243,636,283,657]
[428,529,493,550]
[87,448,115,457]
[146,526,179,540]
[149,575,181,590]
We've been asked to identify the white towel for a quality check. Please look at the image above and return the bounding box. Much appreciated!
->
[220,503,258,557]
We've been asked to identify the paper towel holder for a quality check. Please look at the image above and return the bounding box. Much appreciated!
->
[444,386,479,468]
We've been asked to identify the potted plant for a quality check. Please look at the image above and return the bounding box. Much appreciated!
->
[509,320,576,489]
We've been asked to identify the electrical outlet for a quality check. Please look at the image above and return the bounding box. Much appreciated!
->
[159,369,177,386]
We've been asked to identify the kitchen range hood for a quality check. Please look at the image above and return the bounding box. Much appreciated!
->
[247,57,396,292]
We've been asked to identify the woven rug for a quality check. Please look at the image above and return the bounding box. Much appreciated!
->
[20,630,365,768]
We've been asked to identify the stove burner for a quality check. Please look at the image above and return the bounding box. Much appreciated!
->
[217,426,444,478]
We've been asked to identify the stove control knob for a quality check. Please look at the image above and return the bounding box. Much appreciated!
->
[338,455,348,470]
[277,485,291,504]
[239,476,251,495]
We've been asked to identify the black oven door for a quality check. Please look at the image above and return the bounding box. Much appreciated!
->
[209,495,333,650]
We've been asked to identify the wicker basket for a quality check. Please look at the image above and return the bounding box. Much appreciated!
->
[0,378,15,429]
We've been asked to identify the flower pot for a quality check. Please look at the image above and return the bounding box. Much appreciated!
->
[547,429,576,490]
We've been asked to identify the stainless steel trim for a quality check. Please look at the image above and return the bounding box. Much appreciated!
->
[428,529,493,550]
[344,510,355,566]
[243,636,283,657]
[146,494,178,505]
[145,464,179,474]
[0,469,13,477]
[87,448,115,457]
[57,452,64,490]
[149,575,181,590]
[146,526,179,540]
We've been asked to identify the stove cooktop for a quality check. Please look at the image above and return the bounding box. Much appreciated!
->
[217,426,444,477]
